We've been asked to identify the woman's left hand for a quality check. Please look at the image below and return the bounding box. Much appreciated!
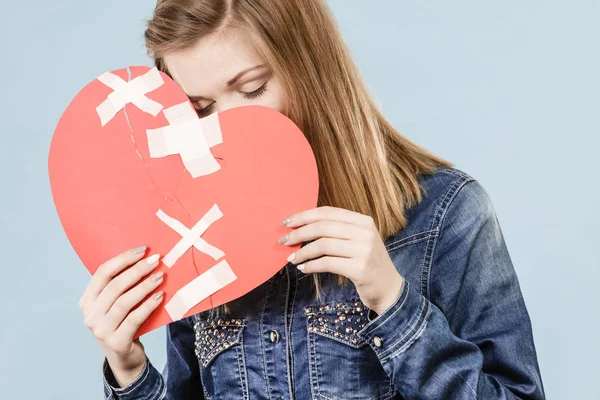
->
[279,206,405,316]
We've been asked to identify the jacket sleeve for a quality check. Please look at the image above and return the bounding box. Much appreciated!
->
[102,316,203,400]
[361,179,546,399]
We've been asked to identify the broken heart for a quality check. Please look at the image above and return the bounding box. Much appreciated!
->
[49,66,319,337]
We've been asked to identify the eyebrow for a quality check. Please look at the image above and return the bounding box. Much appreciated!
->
[187,64,267,102]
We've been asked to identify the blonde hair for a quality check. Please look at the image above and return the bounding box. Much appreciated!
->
[145,0,452,311]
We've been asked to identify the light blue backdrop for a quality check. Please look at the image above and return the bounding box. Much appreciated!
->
[1,1,598,399]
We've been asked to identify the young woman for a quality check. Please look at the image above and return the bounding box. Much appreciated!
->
[80,1,545,399]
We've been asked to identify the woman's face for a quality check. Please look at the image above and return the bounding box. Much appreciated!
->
[164,29,286,118]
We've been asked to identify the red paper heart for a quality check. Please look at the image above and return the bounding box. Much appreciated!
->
[49,66,319,337]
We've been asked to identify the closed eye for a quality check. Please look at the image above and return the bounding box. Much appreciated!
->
[193,79,269,117]
[241,82,268,100]
[195,102,215,117]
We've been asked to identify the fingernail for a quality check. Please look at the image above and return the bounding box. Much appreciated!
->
[287,253,296,262]
[278,235,289,244]
[153,291,164,301]
[132,246,147,255]
[297,264,305,271]
[146,254,160,265]
[152,272,164,282]
[281,217,292,226]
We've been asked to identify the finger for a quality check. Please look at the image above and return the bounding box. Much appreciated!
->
[297,256,357,280]
[95,254,161,316]
[281,220,363,246]
[103,271,165,334]
[80,246,148,310]
[288,238,356,265]
[282,206,374,229]
[116,290,164,343]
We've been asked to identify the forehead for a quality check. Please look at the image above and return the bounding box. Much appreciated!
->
[164,30,264,97]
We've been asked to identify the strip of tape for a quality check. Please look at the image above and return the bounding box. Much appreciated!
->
[146,102,222,178]
[157,204,224,268]
[160,103,223,147]
[165,260,237,320]
[199,112,223,148]
[96,67,164,126]
[156,209,225,261]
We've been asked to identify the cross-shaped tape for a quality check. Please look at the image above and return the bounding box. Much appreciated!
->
[157,204,224,268]
[146,102,223,178]
[156,209,225,262]
[95,67,164,127]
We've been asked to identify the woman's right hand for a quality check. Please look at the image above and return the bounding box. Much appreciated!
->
[79,246,164,387]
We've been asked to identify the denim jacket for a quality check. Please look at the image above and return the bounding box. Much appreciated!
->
[102,167,545,399]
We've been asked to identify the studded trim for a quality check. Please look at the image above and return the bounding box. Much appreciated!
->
[193,318,246,368]
[303,300,369,348]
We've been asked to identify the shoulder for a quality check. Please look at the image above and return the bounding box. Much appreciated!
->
[385,166,496,247]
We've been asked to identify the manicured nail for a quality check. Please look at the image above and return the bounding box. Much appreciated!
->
[152,272,164,282]
[146,254,160,265]
[153,291,164,301]
[287,253,296,262]
[278,235,289,244]
[132,246,147,255]
[297,264,305,271]
[281,217,292,226]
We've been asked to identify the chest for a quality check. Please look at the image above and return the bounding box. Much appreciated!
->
[190,234,433,400]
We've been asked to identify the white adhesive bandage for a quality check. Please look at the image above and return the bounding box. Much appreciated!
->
[146,102,222,178]
[157,204,224,268]
[165,260,237,320]
[199,112,223,148]
[156,209,225,261]
[96,67,164,126]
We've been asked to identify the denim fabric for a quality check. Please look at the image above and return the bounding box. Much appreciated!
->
[103,167,545,399]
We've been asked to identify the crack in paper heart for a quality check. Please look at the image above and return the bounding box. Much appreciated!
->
[123,67,201,276]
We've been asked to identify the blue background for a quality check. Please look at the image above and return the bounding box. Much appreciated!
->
[1,1,598,398]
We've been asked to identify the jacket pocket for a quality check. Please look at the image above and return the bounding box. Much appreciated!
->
[193,316,248,400]
[304,301,397,400]
[194,317,245,367]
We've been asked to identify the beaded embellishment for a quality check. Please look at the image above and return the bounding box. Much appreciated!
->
[193,318,245,367]
[303,300,369,348]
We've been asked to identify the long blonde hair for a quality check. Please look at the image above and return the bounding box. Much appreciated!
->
[145,0,452,309]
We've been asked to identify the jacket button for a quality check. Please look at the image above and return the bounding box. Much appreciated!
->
[373,336,383,348]
[269,330,280,343]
